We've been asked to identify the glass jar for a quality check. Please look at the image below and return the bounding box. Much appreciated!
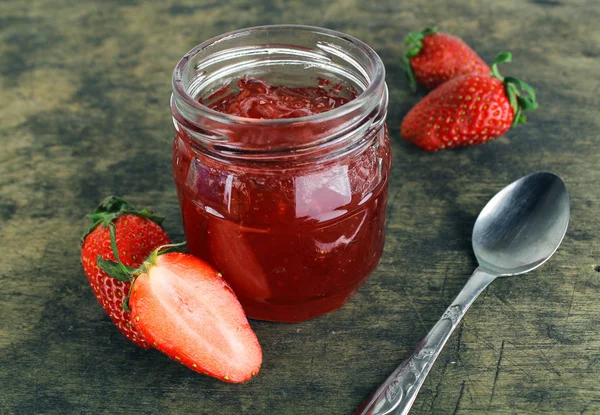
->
[171,25,391,322]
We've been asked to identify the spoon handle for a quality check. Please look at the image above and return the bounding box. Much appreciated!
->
[356,267,497,415]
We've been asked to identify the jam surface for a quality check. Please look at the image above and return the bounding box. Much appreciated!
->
[173,78,390,322]
[205,77,356,119]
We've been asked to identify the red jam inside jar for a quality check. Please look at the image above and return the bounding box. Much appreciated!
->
[171,26,391,322]
[205,77,356,119]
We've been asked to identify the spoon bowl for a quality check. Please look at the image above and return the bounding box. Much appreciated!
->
[473,172,570,276]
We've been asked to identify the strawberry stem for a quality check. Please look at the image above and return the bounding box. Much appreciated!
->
[491,52,512,81]
[403,27,438,92]
[139,242,188,274]
[491,52,538,127]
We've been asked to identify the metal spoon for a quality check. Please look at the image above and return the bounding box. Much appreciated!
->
[356,172,570,415]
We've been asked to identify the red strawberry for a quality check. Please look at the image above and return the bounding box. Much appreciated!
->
[128,251,263,383]
[401,52,538,151]
[81,196,171,348]
[404,27,490,91]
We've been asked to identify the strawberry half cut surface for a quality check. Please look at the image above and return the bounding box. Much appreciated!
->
[129,251,263,383]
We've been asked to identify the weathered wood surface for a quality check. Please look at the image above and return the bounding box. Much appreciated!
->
[1,0,599,414]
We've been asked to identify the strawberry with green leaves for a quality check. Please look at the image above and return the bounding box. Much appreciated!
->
[404,27,490,91]
[81,196,171,348]
[97,243,263,383]
[82,196,263,382]
[401,52,538,151]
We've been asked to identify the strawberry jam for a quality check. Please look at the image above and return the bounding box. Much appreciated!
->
[171,26,390,322]
[205,77,355,119]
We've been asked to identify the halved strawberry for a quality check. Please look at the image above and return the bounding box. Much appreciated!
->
[129,251,262,383]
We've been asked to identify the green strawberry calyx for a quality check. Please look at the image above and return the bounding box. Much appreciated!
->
[81,195,180,311]
[96,222,186,311]
[403,27,438,92]
[82,196,165,243]
[491,52,539,127]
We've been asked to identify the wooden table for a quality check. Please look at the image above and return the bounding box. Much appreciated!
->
[2,0,599,413]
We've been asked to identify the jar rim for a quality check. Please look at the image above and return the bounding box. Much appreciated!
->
[172,24,386,126]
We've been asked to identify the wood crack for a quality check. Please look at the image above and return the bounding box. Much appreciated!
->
[452,380,466,415]
[488,340,505,409]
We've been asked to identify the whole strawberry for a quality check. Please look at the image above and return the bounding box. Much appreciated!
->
[81,196,171,348]
[401,52,538,151]
[404,27,490,91]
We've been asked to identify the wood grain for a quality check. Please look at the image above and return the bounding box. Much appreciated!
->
[1,0,599,413]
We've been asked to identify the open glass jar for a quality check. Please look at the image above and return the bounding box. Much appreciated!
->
[171,25,391,322]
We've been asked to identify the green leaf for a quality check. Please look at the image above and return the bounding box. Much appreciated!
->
[422,27,438,36]
[122,290,132,312]
[489,53,538,129]
[97,257,133,282]
[81,196,166,244]
[494,52,512,65]
[404,32,420,46]
[81,219,103,246]
[89,196,133,223]
[505,76,537,104]
[108,222,138,279]
[512,105,523,127]
[403,54,418,92]
[109,223,121,263]
[135,208,165,225]
[402,27,438,93]
[506,83,519,113]
[406,46,421,58]
[517,96,538,111]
